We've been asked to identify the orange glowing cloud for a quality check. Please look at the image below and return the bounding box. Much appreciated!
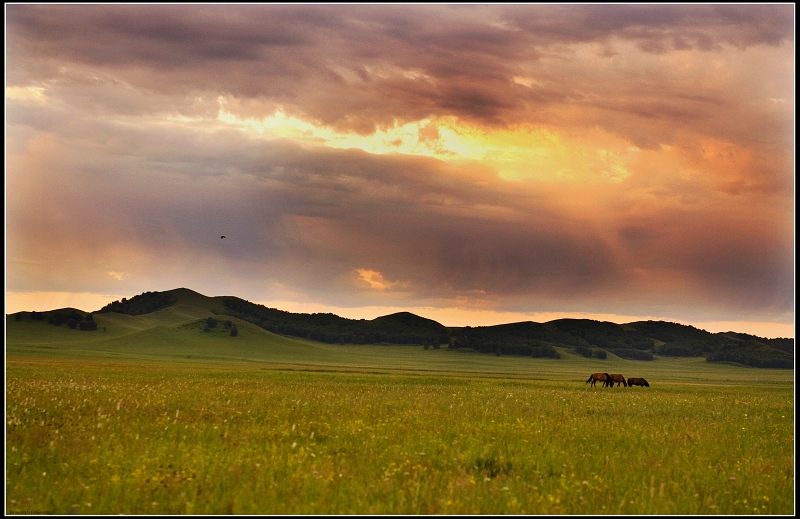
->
[356,269,399,291]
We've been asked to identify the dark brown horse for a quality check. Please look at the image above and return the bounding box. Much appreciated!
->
[627,377,650,387]
[608,374,627,387]
[586,372,612,387]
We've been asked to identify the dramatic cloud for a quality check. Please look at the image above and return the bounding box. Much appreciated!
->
[5,4,794,337]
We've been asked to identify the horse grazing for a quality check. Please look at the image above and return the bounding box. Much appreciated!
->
[586,372,612,388]
[627,377,650,387]
[608,374,627,387]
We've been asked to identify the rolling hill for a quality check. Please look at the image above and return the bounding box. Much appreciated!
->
[6,287,794,369]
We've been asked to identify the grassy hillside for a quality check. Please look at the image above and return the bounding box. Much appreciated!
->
[7,306,341,367]
[4,292,792,386]
[7,287,794,374]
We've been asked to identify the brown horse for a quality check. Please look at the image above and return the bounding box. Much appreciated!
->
[627,377,650,387]
[608,374,627,387]
[586,372,612,387]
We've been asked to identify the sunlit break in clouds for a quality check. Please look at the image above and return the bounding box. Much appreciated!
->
[5,4,795,338]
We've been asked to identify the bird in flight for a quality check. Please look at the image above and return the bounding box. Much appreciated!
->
[221,236,226,239]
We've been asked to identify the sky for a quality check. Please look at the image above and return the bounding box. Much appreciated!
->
[5,4,795,339]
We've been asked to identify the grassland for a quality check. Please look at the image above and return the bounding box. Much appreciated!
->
[5,306,795,514]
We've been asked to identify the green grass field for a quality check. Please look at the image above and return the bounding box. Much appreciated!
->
[5,308,795,514]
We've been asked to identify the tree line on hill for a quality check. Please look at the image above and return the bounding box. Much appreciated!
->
[222,298,451,348]
[221,298,792,367]
[10,289,794,369]
[96,291,177,315]
[15,309,98,330]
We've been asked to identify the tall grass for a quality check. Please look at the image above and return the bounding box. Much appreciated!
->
[6,357,794,515]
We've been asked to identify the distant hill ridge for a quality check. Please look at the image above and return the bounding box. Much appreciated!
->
[12,288,794,369]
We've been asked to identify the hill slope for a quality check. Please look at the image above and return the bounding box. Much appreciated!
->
[7,288,794,369]
[6,289,345,365]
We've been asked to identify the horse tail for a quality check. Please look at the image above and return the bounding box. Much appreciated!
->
[604,373,611,387]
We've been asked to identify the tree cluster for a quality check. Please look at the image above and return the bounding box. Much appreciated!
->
[97,291,176,315]
[204,317,237,336]
[15,309,97,330]
[707,344,793,369]
[222,299,450,346]
[654,341,706,357]
[719,337,791,366]
[449,330,559,358]
[204,317,218,332]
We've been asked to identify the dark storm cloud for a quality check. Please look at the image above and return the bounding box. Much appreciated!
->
[7,4,793,130]
[523,4,794,50]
